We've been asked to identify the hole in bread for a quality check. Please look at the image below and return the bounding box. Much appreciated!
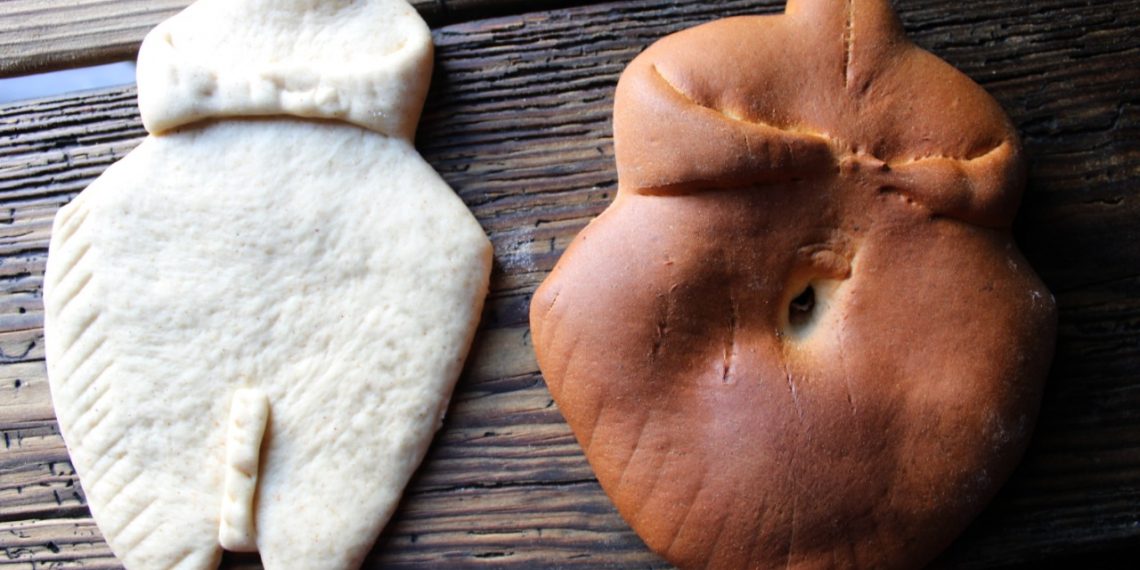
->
[788,285,816,328]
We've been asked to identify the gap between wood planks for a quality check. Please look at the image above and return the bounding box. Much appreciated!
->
[0,0,612,77]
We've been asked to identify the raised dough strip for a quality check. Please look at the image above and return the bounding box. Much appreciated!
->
[219,388,269,552]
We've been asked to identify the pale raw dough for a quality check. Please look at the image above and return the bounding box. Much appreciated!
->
[42,2,492,570]
[137,0,433,138]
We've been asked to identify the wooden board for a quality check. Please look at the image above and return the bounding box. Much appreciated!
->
[0,0,605,77]
[1,0,1139,567]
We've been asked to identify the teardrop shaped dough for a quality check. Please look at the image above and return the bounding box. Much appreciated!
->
[43,2,491,569]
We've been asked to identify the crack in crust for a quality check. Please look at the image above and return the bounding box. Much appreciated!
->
[649,63,1007,170]
[843,0,854,88]
[651,63,832,143]
[642,48,1015,230]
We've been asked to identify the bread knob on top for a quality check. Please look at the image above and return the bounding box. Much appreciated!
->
[530,0,1056,568]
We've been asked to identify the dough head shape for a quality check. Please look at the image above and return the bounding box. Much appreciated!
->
[43,1,492,569]
[529,0,1056,568]
[137,0,433,139]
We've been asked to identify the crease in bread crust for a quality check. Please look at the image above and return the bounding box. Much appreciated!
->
[645,61,1013,229]
[530,1,1057,569]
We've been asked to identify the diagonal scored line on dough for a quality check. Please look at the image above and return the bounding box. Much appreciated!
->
[58,310,102,356]
[82,448,129,484]
[81,450,140,509]
[167,547,202,570]
[109,497,162,548]
[615,411,655,494]
[57,334,108,382]
[120,518,174,559]
[83,412,127,459]
[663,465,711,559]
[47,243,93,303]
[626,436,668,523]
[67,358,114,397]
[95,455,148,507]
[67,381,114,435]
[53,271,94,315]
[51,204,90,251]
[705,507,733,569]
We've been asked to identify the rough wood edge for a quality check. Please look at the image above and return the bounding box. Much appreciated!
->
[0,0,609,78]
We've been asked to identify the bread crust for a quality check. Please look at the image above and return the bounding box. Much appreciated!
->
[530,1,1056,568]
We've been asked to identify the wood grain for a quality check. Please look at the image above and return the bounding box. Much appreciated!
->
[1,0,1139,567]
[0,0,605,77]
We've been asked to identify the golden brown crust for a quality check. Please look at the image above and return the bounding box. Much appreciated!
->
[613,0,1025,227]
[531,1,1056,569]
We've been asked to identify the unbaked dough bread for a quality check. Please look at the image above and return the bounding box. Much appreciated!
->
[529,0,1056,568]
[42,1,491,569]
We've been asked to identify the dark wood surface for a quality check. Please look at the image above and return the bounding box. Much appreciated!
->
[0,0,608,76]
[1,0,1139,567]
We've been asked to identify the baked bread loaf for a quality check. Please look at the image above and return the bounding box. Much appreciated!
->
[529,0,1056,568]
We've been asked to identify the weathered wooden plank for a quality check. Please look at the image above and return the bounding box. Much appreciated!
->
[0,362,54,423]
[0,420,86,524]
[365,483,664,568]
[0,0,1138,567]
[0,518,118,569]
[0,0,608,77]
